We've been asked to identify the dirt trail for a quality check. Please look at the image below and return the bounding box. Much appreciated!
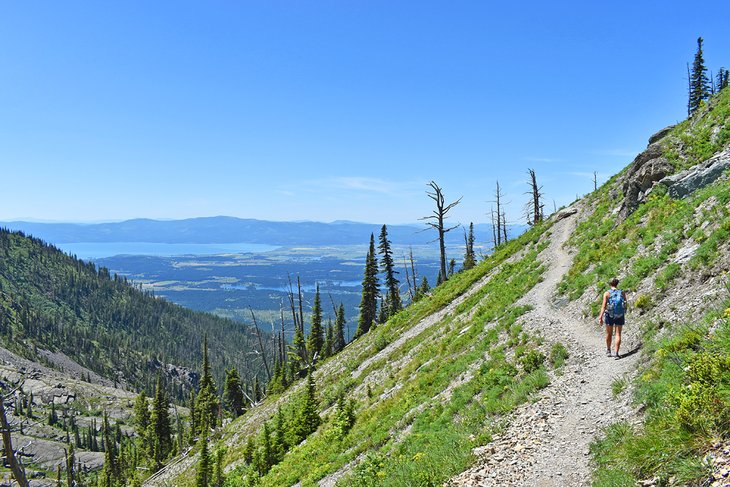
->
[449,211,641,486]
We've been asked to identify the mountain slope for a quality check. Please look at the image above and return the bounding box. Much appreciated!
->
[0,229,271,399]
[146,89,730,487]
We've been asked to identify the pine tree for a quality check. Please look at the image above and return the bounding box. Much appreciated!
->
[322,319,334,359]
[333,303,346,353]
[196,336,219,434]
[195,436,210,487]
[222,368,245,418]
[291,370,320,444]
[271,406,287,463]
[463,223,476,270]
[689,36,711,115]
[355,234,379,338]
[133,391,150,439]
[418,276,430,298]
[717,68,729,92]
[212,443,225,487]
[306,284,324,361]
[151,376,172,467]
[378,225,401,319]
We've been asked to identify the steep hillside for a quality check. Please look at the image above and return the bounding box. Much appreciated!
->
[0,229,272,399]
[146,89,730,487]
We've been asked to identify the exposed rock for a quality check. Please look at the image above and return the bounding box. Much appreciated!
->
[555,208,578,221]
[672,242,699,264]
[647,125,675,145]
[659,148,730,199]
[618,142,674,221]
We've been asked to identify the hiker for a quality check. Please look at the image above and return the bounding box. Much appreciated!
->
[599,278,627,358]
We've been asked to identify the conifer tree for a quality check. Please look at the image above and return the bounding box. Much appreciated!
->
[418,276,430,298]
[355,234,379,338]
[188,390,197,445]
[222,368,245,418]
[272,406,287,463]
[378,225,401,319]
[196,336,219,434]
[151,376,172,467]
[333,303,346,353]
[195,436,210,487]
[689,36,711,115]
[291,370,320,444]
[323,319,334,359]
[133,391,150,440]
[306,284,324,361]
[463,222,476,270]
[718,68,729,92]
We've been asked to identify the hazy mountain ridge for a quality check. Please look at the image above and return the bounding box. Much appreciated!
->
[0,217,527,247]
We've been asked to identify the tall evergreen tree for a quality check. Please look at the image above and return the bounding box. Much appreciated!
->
[689,36,711,115]
[195,436,210,487]
[463,222,476,270]
[196,336,220,434]
[151,376,172,467]
[322,319,334,359]
[378,224,401,319]
[717,68,729,92]
[355,234,379,338]
[333,303,346,353]
[222,368,245,418]
[306,284,324,361]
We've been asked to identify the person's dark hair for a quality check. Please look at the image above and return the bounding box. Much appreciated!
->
[609,278,620,287]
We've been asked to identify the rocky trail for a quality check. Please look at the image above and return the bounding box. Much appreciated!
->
[449,211,642,486]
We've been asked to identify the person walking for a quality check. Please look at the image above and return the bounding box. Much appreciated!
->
[599,278,627,358]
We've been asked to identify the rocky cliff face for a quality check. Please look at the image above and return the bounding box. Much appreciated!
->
[618,126,674,220]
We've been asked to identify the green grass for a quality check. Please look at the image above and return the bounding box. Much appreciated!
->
[591,293,730,486]
[214,224,553,486]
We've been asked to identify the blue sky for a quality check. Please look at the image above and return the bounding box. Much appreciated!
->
[2,1,729,226]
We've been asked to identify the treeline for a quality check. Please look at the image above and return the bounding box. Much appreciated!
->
[0,228,272,401]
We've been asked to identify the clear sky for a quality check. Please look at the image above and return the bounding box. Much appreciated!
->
[2,1,729,226]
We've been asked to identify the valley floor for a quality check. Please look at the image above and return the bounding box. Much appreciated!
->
[449,212,641,486]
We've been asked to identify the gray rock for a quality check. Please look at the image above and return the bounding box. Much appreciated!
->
[648,125,675,145]
[659,148,730,199]
[673,242,700,264]
[618,142,674,220]
[555,208,578,221]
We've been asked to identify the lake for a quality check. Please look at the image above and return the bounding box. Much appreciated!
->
[56,242,280,260]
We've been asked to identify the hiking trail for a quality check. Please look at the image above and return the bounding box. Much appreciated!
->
[448,211,641,486]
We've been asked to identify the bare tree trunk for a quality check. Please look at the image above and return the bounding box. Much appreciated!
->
[593,171,598,191]
[420,181,462,283]
[249,308,271,381]
[526,169,544,225]
[0,396,29,487]
[403,256,413,301]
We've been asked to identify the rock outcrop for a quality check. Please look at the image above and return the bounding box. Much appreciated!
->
[659,148,730,199]
[618,138,673,221]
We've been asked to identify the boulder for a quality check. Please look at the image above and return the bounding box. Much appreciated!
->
[618,142,674,220]
[659,148,730,199]
[648,125,675,145]
[555,208,578,221]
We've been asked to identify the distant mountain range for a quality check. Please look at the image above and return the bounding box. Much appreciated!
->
[0,216,527,247]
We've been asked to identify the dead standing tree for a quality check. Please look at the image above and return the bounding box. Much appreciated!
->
[525,168,544,225]
[490,180,509,248]
[420,181,462,284]
[1,387,30,487]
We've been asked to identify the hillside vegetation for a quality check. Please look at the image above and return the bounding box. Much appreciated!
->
[0,229,271,400]
[147,89,730,486]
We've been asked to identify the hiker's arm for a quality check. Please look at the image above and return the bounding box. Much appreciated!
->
[622,291,628,311]
[599,293,608,324]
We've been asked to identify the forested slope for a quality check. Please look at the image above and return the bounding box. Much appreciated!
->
[0,229,271,399]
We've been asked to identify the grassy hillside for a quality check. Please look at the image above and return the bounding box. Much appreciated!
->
[149,88,730,487]
[0,229,272,400]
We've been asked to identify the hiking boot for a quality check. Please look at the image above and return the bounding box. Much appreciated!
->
[614,353,621,359]
[606,349,612,357]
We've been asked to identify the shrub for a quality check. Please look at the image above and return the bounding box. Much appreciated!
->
[520,350,545,373]
[634,293,652,311]
[549,342,569,368]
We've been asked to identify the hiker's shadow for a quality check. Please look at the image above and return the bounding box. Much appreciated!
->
[617,343,642,359]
